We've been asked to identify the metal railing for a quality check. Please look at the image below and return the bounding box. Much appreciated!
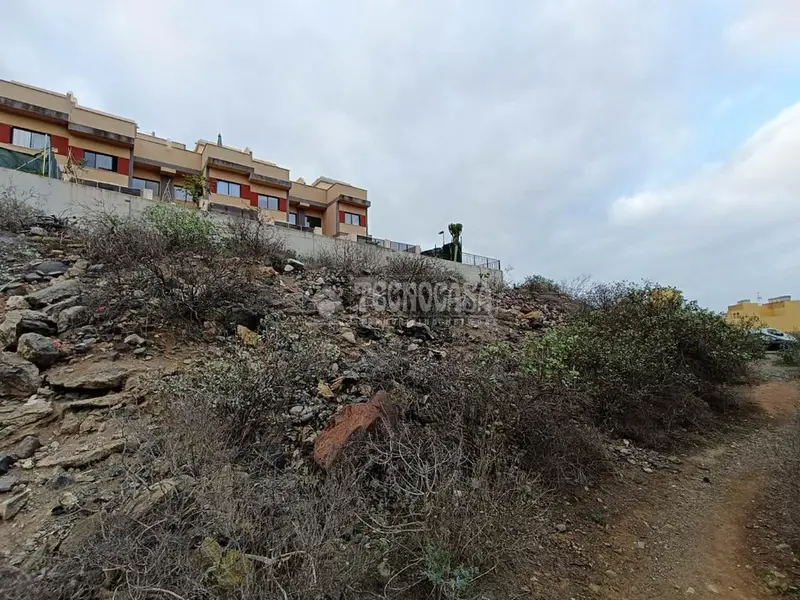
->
[390,241,416,253]
[460,251,501,270]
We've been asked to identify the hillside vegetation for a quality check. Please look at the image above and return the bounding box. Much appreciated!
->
[0,201,767,599]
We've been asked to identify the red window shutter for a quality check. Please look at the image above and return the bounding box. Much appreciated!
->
[279,197,287,212]
[339,210,345,223]
[209,178,217,193]
[50,135,69,156]
[0,123,10,144]
[69,147,84,161]
[360,214,367,228]
[117,156,130,175]
[242,185,257,207]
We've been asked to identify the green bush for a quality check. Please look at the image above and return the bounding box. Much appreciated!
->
[142,203,220,251]
[484,282,763,446]
[779,337,800,366]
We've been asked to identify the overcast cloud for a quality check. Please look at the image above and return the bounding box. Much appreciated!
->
[2,0,799,309]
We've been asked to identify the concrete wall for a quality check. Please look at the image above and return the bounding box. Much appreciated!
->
[0,167,501,285]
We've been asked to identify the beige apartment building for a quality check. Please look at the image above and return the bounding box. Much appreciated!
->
[0,79,369,238]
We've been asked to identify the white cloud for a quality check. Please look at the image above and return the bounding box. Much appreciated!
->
[604,101,800,307]
[1,0,799,309]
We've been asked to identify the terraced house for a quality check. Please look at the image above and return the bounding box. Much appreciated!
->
[0,79,369,239]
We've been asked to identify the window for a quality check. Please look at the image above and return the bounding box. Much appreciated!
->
[11,127,50,150]
[343,212,361,226]
[216,180,240,197]
[288,212,297,225]
[132,177,160,196]
[305,215,322,229]
[174,186,191,202]
[258,194,280,210]
[84,151,116,171]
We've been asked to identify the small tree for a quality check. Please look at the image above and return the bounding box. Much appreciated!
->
[183,172,210,205]
[448,222,462,261]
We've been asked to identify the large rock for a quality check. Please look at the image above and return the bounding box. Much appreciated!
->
[17,333,60,368]
[37,440,127,468]
[0,310,57,349]
[47,360,143,391]
[57,305,87,332]
[313,392,399,470]
[12,435,41,459]
[44,296,82,318]
[0,399,54,440]
[0,352,42,398]
[35,260,68,276]
[0,489,30,520]
[4,296,30,311]
[24,279,81,309]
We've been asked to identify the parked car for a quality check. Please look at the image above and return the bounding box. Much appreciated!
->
[755,327,798,350]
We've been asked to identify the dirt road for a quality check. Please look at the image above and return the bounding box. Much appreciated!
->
[591,366,800,600]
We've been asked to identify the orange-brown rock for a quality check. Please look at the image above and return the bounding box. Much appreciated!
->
[313,391,399,470]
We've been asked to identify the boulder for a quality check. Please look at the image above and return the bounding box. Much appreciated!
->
[123,334,146,346]
[45,296,81,318]
[13,435,41,459]
[1,310,56,349]
[57,305,87,332]
[28,226,48,237]
[0,399,54,441]
[46,360,142,391]
[0,489,30,520]
[4,296,29,311]
[0,352,42,398]
[35,260,68,276]
[17,333,60,368]
[0,474,18,493]
[37,439,127,468]
[24,279,81,309]
[313,392,400,470]
[0,453,14,475]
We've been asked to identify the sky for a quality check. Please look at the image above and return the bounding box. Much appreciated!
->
[2,0,800,310]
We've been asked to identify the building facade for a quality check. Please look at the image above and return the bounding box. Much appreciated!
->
[0,79,369,239]
[726,296,800,332]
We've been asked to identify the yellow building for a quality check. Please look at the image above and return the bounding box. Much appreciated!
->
[726,296,800,332]
[0,79,369,239]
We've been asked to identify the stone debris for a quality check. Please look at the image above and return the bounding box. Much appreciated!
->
[36,439,128,469]
[56,305,86,332]
[0,352,42,398]
[1,309,57,349]
[47,361,143,391]
[0,488,30,520]
[24,279,81,309]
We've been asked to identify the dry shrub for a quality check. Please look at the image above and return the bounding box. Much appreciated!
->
[224,216,292,266]
[312,241,385,275]
[14,326,542,600]
[0,185,46,232]
[382,253,463,286]
[76,205,268,334]
[402,353,611,487]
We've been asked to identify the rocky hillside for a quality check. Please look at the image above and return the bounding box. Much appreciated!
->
[0,204,765,600]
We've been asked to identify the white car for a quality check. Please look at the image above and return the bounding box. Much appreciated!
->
[755,327,797,350]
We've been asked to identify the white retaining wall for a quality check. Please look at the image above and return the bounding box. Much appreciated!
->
[0,168,502,284]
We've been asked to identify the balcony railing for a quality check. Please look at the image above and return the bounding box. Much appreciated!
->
[460,251,501,270]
